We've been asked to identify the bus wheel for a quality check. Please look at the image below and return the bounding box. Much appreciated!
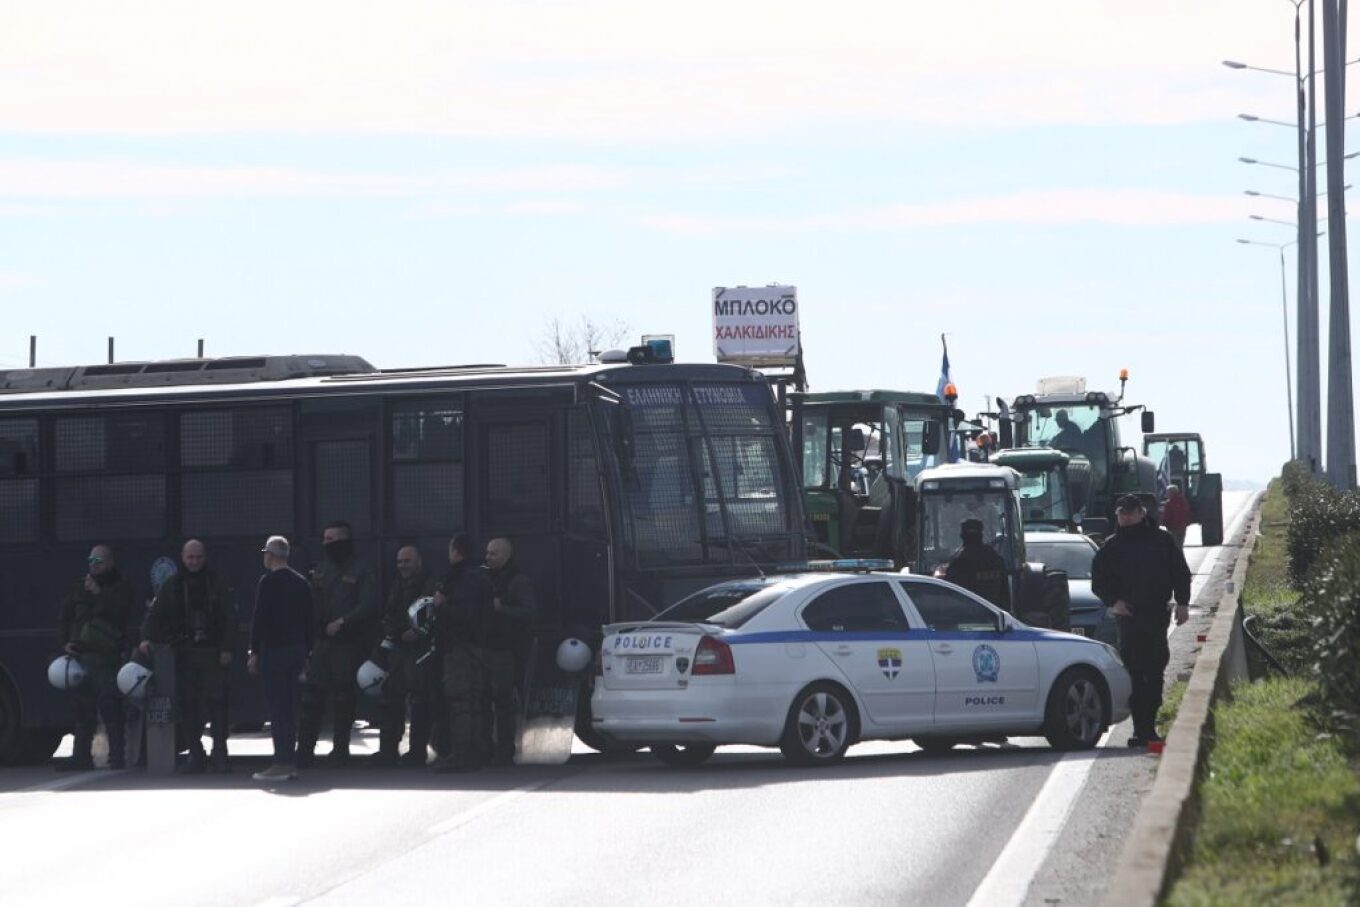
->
[0,675,23,766]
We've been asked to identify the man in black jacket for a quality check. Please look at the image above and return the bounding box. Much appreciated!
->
[140,539,237,773]
[943,518,1011,609]
[58,544,134,770]
[1092,494,1192,747]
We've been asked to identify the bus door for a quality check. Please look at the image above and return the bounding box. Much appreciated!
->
[469,392,566,632]
[297,398,379,571]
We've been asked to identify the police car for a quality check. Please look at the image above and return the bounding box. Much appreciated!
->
[591,568,1131,766]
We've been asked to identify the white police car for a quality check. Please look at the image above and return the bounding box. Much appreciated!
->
[591,570,1131,766]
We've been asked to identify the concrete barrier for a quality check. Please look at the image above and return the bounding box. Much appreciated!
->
[1103,499,1263,907]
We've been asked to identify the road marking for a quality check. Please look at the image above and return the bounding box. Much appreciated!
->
[966,492,1258,907]
[425,780,552,835]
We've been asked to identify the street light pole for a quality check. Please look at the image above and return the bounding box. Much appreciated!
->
[1323,0,1356,488]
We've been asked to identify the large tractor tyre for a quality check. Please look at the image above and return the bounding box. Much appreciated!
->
[1043,668,1109,751]
[779,682,858,766]
[1199,473,1225,547]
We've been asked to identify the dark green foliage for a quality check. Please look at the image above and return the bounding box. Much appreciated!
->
[1300,534,1360,750]
[1286,481,1360,587]
[1280,459,1316,501]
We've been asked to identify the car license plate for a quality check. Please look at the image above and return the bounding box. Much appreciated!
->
[625,656,664,675]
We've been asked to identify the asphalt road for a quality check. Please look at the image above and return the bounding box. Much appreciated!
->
[0,492,1257,907]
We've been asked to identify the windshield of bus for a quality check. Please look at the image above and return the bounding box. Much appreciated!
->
[1145,438,1201,476]
[607,380,796,569]
[1017,465,1071,523]
[918,489,1015,575]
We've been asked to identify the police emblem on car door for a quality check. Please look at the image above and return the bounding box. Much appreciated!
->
[876,647,902,680]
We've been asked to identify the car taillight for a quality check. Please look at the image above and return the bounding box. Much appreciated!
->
[692,636,734,675]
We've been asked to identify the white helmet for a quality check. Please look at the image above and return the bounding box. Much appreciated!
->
[556,638,592,673]
[407,595,437,635]
[356,659,388,698]
[117,661,153,700]
[48,655,86,690]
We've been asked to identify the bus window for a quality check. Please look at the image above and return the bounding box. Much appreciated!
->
[182,408,294,538]
[483,420,552,531]
[314,439,372,534]
[390,402,464,533]
[55,414,167,541]
[567,409,606,537]
[0,419,38,543]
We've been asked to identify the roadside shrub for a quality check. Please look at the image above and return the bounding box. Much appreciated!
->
[1280,459,1315,500]
[1286,481,1360,587]
[1299,532,1360,750]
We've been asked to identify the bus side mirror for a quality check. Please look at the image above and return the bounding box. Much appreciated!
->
[1141,411,1155,433]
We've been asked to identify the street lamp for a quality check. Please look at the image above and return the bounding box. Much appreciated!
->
[1237,237,1302,459]
[1239,151,1360,170]
[1238,111,1360,128]
[1245,185,1350,203]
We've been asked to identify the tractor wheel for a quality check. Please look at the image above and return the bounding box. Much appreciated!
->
[1200,495,1224,546]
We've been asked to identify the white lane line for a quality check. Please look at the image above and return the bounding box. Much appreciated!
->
[966,492,1259,907]
[425,780,551,835]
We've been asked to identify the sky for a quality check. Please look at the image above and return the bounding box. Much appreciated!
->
[3,1,1359,482]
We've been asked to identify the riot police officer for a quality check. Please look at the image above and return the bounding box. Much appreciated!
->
[57,544,134,770]
[139,539,238,773]
[297,521,378,767]
[431,534,492,773]
[943,518,1010,609]
[482,537,537,767]
[372,546,441,767]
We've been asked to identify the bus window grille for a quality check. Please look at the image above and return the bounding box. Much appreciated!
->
[627,432,702,559]
[486,423,549,526]
[0,479,38,543]
[0,419,38,477]
[393,462,464,533]
[567,410,605,535]
[183,471,293,538]
[315,440,371,533]
[56,475,166,541]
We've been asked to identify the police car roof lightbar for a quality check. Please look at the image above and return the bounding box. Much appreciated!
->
[805,558,895,573]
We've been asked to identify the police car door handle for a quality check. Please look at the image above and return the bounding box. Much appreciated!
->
[832,645,853,656]
[932,643,954,655]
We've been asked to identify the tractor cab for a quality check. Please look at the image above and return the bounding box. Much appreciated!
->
[792,390,954,567]
[991,447,1091,532]
[1005,374,1156,537]
[1143,432,1225,545]
[912,462,1071,630]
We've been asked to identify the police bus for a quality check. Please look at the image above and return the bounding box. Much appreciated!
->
[0,346,805,764]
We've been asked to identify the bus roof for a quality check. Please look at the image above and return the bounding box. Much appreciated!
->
[800,389,945,408]
[992,447,1071,467]
[0,354,764,411]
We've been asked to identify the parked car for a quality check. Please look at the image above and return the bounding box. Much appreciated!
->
[591,571,1131,766]
[1023,532,1117,645]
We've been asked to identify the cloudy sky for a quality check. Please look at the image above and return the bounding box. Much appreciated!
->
[3,1,1356,481]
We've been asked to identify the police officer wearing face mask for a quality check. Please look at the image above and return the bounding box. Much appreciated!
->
[139,539,238,773]
[57,544,135,770]
[297,521,378,767]
[371,546,441,767]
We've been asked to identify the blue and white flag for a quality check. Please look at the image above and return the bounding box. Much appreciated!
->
[935,334,953,402]
[1156,455,1171,501]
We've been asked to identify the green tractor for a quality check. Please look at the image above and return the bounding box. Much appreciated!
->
[989,447,1091,533]
[1000,374,1157,538]
[791,390,956,567]
[1143,432,1225,546]
[912,462,1071,631]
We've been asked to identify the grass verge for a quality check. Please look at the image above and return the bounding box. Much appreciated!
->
[1165,480,1360,905]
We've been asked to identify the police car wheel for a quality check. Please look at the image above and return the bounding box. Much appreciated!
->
[1043,668,1108,751]
[650,744,716,767]
[780,682,856,766]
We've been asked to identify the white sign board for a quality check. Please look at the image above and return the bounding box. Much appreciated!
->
[712,285,800,366]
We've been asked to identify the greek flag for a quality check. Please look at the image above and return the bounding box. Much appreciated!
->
[935,335,961,462]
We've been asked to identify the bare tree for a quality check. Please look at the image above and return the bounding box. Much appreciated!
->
[535,315,631,365]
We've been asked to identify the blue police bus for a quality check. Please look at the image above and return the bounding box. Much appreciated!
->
[0,348,804,763]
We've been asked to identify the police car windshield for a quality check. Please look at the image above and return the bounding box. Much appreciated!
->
[655,580,790,628]
[1024,540,1095,579]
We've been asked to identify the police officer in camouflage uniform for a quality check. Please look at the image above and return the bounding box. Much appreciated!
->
[372,546,441,767]
[139,539,238,773]
[57,544,134,770]
[432,534,492,773]
[482,537,537,767]
[943,518,1011,610]
[297,521,379,767]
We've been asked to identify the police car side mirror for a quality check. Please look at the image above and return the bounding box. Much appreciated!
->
[995,612,1009,633]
